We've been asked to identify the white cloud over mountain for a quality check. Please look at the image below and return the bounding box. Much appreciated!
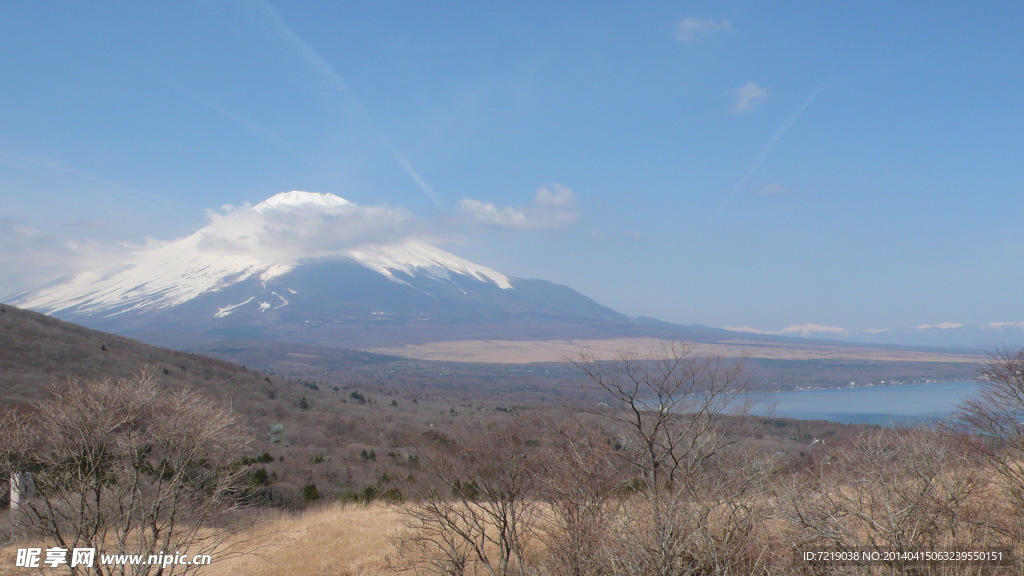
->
[195,193,422,263]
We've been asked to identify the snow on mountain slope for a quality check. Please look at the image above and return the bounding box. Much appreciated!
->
[349,241,511,289]
[12,232,293,317]
[10,191,510,317]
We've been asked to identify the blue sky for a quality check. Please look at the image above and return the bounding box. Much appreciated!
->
[3,1,1024,334]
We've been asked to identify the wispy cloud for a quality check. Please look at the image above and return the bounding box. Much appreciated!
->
[757,183,788,196]
[459,185,579,230]
[676,17,732,43]
[733,82,768,112]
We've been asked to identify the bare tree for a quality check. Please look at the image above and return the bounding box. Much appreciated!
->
[0,369,252,576]
[778,428,992,575]
[531,416,624,576]
[395,419,538,576]
[682,450,778,575]
[957,347,1024,540]
[572,341,746,576]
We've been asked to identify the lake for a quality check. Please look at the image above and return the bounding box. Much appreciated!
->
[740,381,983,426]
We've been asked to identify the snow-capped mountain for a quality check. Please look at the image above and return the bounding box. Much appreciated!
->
[9,191,639,348]
[14,191,510,318]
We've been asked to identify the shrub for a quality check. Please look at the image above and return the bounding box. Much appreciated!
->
[301,483,320,502]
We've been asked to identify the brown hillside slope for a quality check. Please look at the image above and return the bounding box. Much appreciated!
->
[0,303,278,406]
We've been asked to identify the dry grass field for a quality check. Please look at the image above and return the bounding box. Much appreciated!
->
[204,504,404,576]
[368,337,983,364]
[0,504,405,576]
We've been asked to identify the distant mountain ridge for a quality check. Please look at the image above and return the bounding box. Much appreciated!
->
[727,322,1024,351]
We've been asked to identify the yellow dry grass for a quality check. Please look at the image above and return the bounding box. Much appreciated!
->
[0,489,1013,575]
[0,503,405,576]
[203,503,404,576]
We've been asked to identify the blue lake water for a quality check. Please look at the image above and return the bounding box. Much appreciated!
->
[740,381,983,426]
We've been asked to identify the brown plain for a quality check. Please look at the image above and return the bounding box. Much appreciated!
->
[368,337,983,364]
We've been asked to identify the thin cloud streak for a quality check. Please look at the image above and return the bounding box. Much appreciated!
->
[699,85,822,236]
[251,0,445,209]
[0,151,186,214]
[158,76,311,164]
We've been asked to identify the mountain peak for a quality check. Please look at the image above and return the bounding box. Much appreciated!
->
[254,191,351,212]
